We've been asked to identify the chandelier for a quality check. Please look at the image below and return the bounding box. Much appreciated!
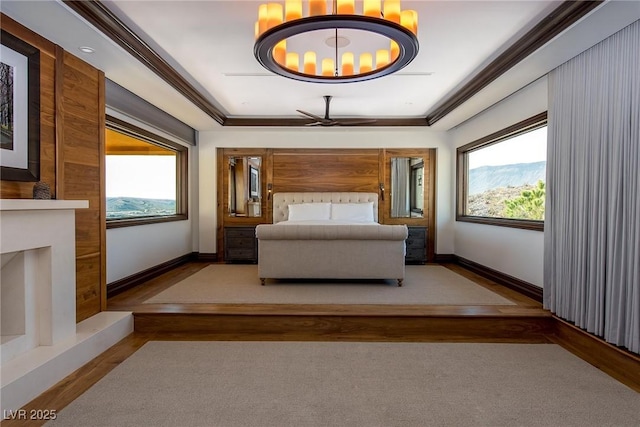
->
[254,0,419,83]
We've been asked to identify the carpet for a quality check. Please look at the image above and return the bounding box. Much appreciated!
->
[143,264,515,305]
[47,341,640,427]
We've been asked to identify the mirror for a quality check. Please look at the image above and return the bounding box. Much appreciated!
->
[391,157,424,218]
[228,156,261,217]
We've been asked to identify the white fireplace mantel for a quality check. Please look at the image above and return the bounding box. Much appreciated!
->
[0,198,133,414]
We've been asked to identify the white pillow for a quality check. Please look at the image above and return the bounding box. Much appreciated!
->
[331,202,375,223]
[287,203,331,221]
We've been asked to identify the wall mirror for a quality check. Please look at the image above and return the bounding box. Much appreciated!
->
[228,156,261,217]
[391,157,424,218]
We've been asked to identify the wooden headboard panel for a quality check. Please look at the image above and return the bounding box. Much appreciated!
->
[272,149,380,193]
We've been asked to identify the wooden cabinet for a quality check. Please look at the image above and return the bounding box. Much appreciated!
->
[405,226,427,264]
[224,227,258,263]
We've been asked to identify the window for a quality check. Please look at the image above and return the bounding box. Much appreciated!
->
[106,116,187,228]
[456,112,547,231]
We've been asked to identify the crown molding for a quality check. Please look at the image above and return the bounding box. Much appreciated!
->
[62,0,227,125]
[64,0,602,127]
[424,0,603,126]
[224,117,429,127]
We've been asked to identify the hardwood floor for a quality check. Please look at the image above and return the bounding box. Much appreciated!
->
[2,262,554,426]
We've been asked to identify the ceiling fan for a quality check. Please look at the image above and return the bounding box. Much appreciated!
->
[297,96,377,126]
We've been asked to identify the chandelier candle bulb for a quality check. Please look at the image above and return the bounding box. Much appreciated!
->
[376,49,390,68]
[285,0,302,21]
[258,4,268,36]
[411,10,418,35]
[390,40,399,62]
[286,52,299,71]
[274,40,287,65]
[401,10,417,35]
[341,52,354,76]
[267,3,283,29]
[384,0,401,24]
[337,0,355,15]
[304,51,317,74]
[322,58,335,76]
[360,53,373,73]
[364,0,381,17]
[309,0,327,16]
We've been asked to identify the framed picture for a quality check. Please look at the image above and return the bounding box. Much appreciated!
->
[1,30,40,181]
[249,165,259,198]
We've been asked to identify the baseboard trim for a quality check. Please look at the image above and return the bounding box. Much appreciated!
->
[455,256,543,303]
[551,317,640,392]
[196,252,218,262]
[433,253,456,263]
[107,253,197,298]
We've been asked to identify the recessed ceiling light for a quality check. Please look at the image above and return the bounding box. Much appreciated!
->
[78,46,95,54]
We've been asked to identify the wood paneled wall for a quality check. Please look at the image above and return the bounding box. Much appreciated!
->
[1,14,106,321]
[58,50,106,320]
[272,149,380,193]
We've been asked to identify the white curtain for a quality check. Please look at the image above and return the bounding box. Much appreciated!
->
[544,20,640,353]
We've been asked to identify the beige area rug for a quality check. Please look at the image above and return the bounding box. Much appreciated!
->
[47,341,640,427]
[144,264,515,305]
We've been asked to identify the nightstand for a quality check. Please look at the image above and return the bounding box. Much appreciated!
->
[405,226,427,264]
[224,226,258,263]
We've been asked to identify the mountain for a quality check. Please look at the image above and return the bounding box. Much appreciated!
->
[469,161,546,195]
[107,197,176,218]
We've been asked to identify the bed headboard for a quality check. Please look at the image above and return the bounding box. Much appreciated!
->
[272,192,379,224]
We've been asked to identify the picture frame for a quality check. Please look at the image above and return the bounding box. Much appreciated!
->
[249,165,259,198]
[1,30,40,182]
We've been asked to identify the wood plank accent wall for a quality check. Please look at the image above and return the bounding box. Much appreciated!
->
[58,51,106,320]
[272,149,380,193]
[0,14,56,198]
[1,14,106,321]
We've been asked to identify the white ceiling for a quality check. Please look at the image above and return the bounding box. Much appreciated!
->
[3,1,639,131]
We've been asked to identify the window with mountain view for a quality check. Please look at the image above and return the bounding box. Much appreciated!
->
[457,113,547,231]
[106,118,187,227]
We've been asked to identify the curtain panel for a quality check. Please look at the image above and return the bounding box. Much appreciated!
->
[544,20,639,353]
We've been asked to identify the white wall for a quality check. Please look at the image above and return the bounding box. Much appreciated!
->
[105,111,197,284]
[450,77,548,286]
[197,127,454,255]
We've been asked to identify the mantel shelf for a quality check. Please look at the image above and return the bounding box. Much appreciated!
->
[0,199,89,211]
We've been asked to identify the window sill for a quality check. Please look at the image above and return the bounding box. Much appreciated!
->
[456,215,544,231]
[106,214,188,229]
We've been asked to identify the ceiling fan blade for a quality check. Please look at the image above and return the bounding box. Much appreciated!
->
[304,121,324,126]
[297,109,327,122]
[335,119,378,126]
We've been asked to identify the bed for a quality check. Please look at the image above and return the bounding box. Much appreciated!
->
[255,192,408,286]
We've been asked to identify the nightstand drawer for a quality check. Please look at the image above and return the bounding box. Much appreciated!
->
[226,237,256,249]
[225,228,256,239]
[406,247,425,260]
[226,248,256,260]
[406,237,425,248]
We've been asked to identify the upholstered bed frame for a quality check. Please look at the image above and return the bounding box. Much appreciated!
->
[256,192,408,286]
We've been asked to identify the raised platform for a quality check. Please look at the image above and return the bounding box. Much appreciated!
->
[131,303,552,342]
[107,262,553,342]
